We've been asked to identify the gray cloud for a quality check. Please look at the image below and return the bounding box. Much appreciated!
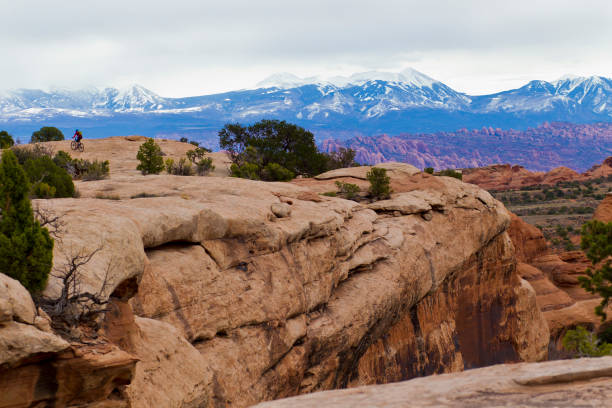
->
[1,0,611,96]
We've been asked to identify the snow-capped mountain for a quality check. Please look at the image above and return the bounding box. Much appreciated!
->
[2,68,612,142]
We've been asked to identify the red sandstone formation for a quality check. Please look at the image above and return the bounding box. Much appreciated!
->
[463,157,612,191]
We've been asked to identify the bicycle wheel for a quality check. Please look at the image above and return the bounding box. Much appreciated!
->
[71,140,78,150]
[78,142,84,152]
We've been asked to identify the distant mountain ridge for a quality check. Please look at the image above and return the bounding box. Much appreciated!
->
[2,68,612,151]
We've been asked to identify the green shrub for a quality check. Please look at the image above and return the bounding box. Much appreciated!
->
[179,137,189,143]
[0,130,14,149]
[195,157,215,176]
[137,138,164,175]
[0,150,54,293]
[335,181,361,200]
[31,126,64,143]
[367,167,391,200]
[262,163,294,181]
[562,326,612,357]
[189,140,200,147]
[438,169,462,180]
[79,160,110,181]
[424,167,434,174]
[165,157,193,176]
[23,156,75,198]
[32,182,56,199]
[230,162,260,180]
[322,191,337,197]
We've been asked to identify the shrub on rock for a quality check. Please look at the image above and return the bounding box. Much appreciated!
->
[0,149,54,293]
[367,167,391,200]
[136,138,164,175]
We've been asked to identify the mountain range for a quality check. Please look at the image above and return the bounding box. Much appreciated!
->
[2,68,612,148]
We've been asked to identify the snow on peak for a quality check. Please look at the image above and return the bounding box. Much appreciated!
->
[256,73,324,89]
[256,68,439,90]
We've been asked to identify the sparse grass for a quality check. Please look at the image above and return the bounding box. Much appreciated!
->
[322,191,337,197]
[95,193,121,200]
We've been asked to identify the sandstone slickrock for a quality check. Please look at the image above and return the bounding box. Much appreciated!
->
[253,357,612,408]
[0,139,552,408]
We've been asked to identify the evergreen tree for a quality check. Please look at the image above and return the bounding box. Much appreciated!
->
[31,126,64,143]
[0,130,14,149]
[136,138,164,175]
[0,150,53,293]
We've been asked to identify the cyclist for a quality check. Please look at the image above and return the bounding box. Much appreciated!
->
[73,129,83,143]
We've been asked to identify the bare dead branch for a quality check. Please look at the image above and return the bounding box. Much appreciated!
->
[33,203,65,241]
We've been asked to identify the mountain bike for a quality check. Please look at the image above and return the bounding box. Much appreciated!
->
[71,139,84,152]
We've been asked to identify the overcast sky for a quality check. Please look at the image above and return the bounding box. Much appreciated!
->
[2,0,612,97]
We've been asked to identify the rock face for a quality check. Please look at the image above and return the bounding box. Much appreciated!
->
[507,212,609,356]
[593,193,612,222]
[254,356,612,408]
[0,139,551,407]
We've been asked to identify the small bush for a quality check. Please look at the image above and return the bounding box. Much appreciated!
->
[165,157,193,176]
[325,148,359,170]
[137,138,164,175]
[438,169,462,180]
[179,137,189,143]
[32,182,56,199]
[12,144,54,165]
[189,140,200,147]
[195,157,215,176]
[367,167,391,200]
[23,156,75,198]
[424,167,434,174]
[130,192,164,199]
[322,191,337,197]
[0,130,14,149]
[31,126,64,143]
[79,160,110,181]
[335,181,361,200]
[562,326,612,357]
[261,163,294,181]
[230,162,261,180]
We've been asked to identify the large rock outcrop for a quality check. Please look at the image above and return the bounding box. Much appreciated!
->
[0,140,550,407]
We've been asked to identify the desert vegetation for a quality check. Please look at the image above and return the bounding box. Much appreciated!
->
[0,149,54,292]
[220,119,358,181]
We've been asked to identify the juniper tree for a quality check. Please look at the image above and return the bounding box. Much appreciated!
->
[0,149,53,293]
[136,138,164,175]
